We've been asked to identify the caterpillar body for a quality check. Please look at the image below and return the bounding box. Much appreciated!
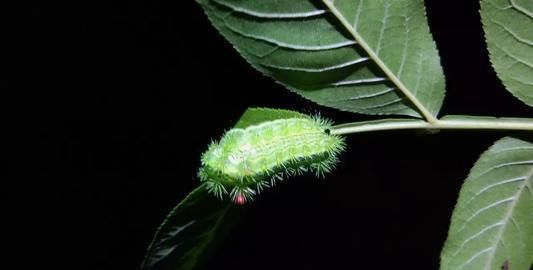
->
[198,115,345,204]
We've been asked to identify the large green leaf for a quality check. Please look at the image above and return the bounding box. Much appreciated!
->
[440,137,533,270]
[140,107,310,270]
[481,0,533,107]
[197,0,445,120]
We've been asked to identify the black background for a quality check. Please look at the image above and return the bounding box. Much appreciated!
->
[27,0,532,269]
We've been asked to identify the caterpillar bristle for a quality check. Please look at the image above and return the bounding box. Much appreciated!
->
[205,180,227,200]
[255,180,269,194]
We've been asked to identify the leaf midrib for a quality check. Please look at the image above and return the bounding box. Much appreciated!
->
[320,0,438,123]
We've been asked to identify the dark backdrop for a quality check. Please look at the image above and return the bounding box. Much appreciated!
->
[28,0,532,269]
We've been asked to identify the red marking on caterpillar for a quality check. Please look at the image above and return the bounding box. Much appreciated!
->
[235,194,246,205]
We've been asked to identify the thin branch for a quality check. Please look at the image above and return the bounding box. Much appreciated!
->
[330,116,533,135]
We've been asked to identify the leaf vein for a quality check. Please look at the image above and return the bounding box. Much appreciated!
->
[458,247,493,270]
[460,176,526,211]
[375,2,390,56]
[331,77,387,86]
[489,19,533,46]
[456,196,515,233]
[510,0,533,19]
[261,57,369,72]
[213,0,327,18]
[453,222,504,258]
[347,87,396,100]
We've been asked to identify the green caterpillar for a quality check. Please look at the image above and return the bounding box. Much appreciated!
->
[198,115,345,204]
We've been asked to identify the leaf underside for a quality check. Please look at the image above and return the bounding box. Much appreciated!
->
[140,185,240,270]
[481,0,533,107]
[197,0,445,118]
[440,137,533,270]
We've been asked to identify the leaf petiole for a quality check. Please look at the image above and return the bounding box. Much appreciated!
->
[330,115,533,135]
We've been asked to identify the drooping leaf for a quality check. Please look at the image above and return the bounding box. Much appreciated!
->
[440,137,533,270]
[141,107,311,270]
[196,0,445,119]
[480,0,533,107]
[140,185,239,270]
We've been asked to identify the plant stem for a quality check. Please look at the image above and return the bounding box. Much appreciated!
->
[330,115,533,135]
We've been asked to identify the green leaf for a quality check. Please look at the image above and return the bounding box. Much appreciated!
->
[140,185,241,270]
[481,0,533,107]
[440,137,533,270]
[141,107,308,270]
[233,107,308,128]
[196,0,445,120]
